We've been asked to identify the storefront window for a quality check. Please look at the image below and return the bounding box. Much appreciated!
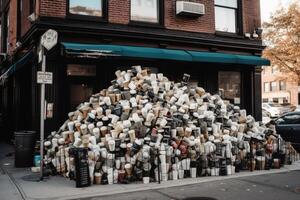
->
[218,71,241,105]
[68,0,103,17]
[131,0,159,23]
[215,0,238,33]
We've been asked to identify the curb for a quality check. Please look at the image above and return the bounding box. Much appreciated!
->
[42,162,300,200]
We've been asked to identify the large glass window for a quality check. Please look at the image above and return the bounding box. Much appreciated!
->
[215,0,238,33]
[69,0,103,17]
[218,71,241,105]
[131,0,159,23]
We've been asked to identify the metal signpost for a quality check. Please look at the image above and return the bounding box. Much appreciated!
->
[39,29,57,180]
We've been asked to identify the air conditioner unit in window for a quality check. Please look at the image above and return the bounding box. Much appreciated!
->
[176,1,205,17]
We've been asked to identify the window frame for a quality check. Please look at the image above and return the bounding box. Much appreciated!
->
[270,81,277,92]
[30,0,36,14]
[66,0,108,22]
[264,82,270,92]
[214,0,243,35]
[129,0,164,28]
[279,80,286,91]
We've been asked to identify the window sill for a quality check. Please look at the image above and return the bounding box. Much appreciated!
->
[128,21,164,29]
[215,31,244,39]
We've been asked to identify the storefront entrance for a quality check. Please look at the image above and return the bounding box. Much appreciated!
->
[67,64,96,111]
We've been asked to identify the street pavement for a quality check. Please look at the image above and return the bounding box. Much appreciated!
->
[80,170,300,200]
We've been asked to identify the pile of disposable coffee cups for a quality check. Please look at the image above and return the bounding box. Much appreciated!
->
[43,66,299,185]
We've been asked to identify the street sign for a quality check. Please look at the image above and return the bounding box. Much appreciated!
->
[41,29,58,51]
[37,71,53,84]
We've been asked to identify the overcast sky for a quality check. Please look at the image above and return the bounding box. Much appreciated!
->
[260,0,296,23]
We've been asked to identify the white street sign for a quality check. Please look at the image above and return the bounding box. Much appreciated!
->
[37,71,53,84]
[41,29,58,50]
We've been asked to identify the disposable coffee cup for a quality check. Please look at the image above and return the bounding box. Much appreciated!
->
[172,170,178,180]
[125,163,133,177]
[143,177,150,184]
[67,122,74,131]
[178,169,184,179]
[94,172,102,185]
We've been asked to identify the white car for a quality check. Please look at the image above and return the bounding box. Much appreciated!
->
[262,103,281,118]
[295,105,300,112]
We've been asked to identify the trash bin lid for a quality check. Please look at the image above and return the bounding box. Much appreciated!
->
[14,131,36,136]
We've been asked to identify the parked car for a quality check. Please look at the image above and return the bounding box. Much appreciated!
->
[262,103,281,118]
[280,103,296,114]
[294,105,300,112]
[272,111,300,152]
[262,108,271,124]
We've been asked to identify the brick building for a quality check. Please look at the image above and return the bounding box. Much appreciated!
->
[262,66,299,106]
[0,0,269,141]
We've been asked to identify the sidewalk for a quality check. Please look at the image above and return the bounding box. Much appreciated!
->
[1,142,300,200]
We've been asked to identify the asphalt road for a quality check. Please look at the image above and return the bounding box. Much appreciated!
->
[79,170,300,200]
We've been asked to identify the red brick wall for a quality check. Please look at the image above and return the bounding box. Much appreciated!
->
[8,0,18,54]
[36,0,261,34]
[165,0,215,33]
[243,0,261,34]
[109,0,130,24]
[21,0,32,37]
[2,0,262,55]
[39,0,66,18]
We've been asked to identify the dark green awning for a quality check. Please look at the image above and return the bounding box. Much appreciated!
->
[0,51,34,84]
[62,42,270,66]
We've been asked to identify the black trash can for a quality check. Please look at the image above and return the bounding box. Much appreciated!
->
[14,131,36,168]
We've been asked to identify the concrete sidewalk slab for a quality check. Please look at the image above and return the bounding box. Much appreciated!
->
[1,142,300,200]
[7,161,300,200]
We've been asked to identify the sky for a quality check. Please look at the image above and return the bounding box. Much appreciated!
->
[260,0,295,23]
[69,0,101,8]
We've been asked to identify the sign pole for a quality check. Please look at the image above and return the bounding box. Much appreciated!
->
[38,29,58,181]
[40,47,46,181]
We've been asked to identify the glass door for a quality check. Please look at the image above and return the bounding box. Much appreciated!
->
[218,71,241,105]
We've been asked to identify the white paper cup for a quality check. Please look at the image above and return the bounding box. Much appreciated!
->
[190,168,197,178]
[227,165,232,175]
[128,130,136,143]
[88,123,95,134]
[108,140,116,152]
[159,154,166,164]
[115,159,121,169]
[89,166,95,184]
[93,128,100,139]
[80,124,88,135]
[111,130,119,139]
[107,174,113,185]
[178,169,184,179]
[67,122,74,131]
[143,177,150,184]
[172,170,178,180]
